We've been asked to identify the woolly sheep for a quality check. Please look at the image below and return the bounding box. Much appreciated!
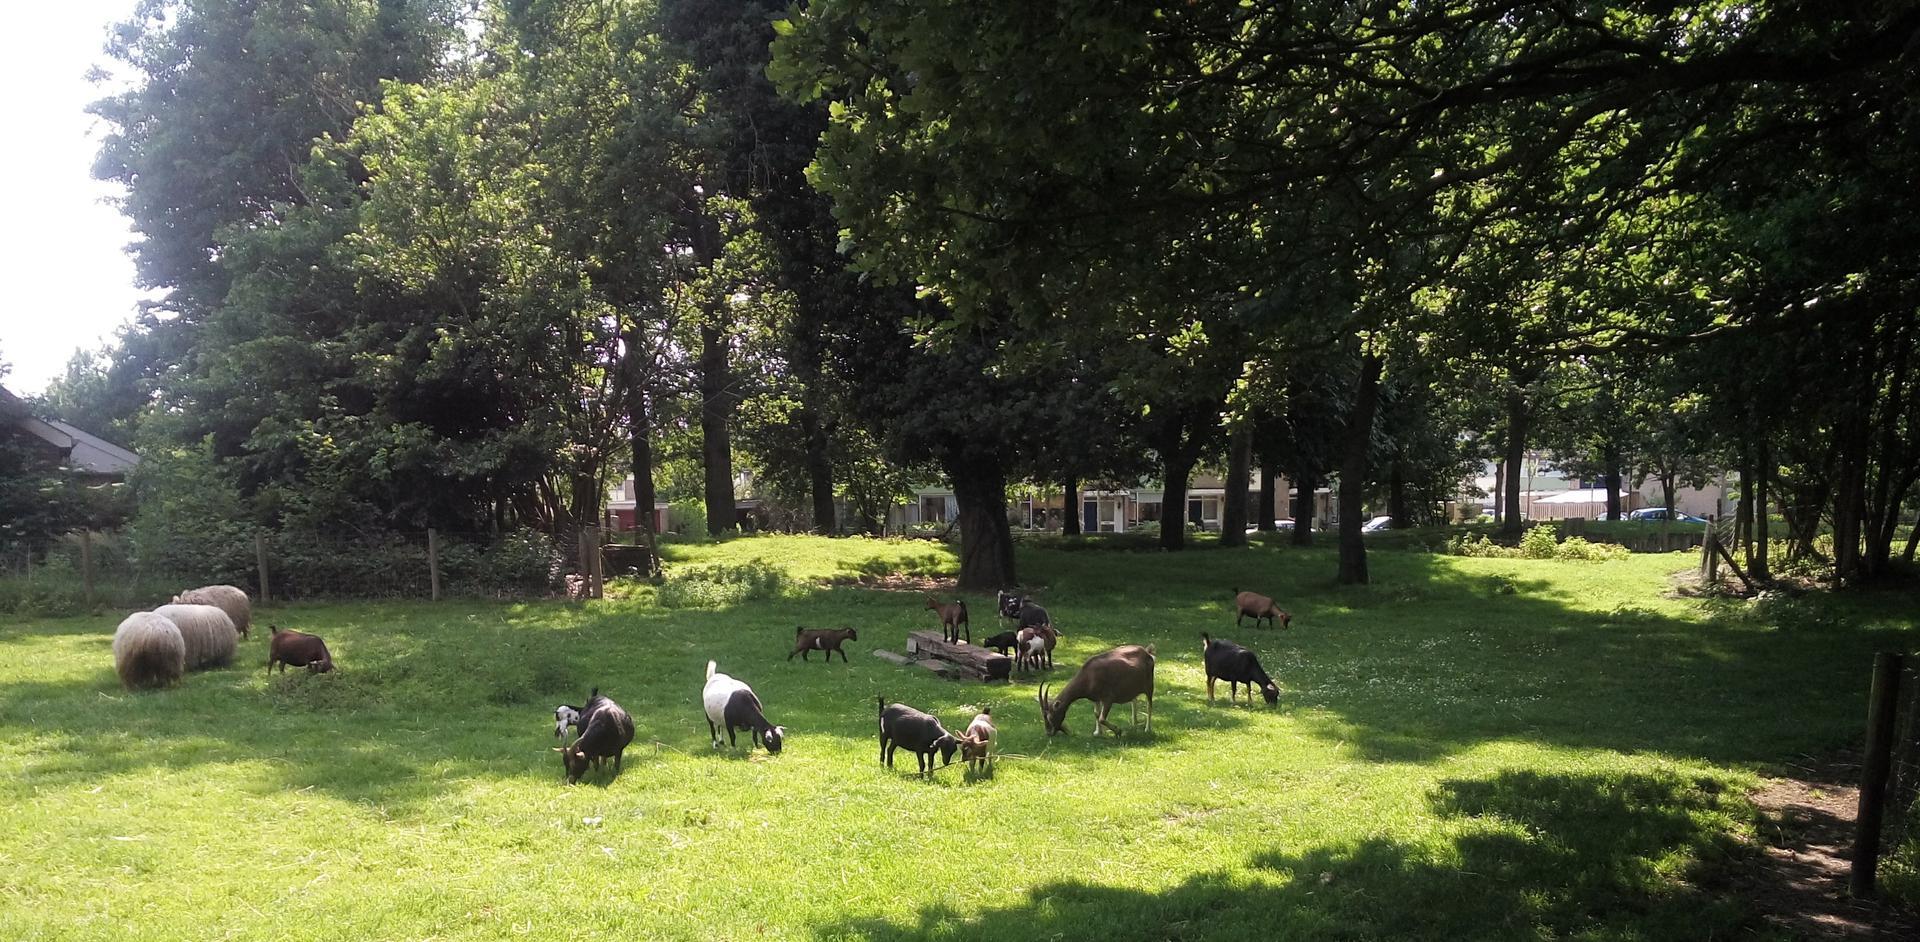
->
[173,585,252,639]
[113,612,186,690]
[151,603,237,671]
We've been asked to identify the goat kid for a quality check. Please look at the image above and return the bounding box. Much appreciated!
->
[789,626,858,663]
[877,698,959,776]
[1201,634,1280,705]
[1039,644,1156,737]
[1232,588,1292,630]
[1015,624,1060,672]
[958,709,996,772]
[926,595,970,644]
[703,661,785,753]
[983,630,1021,657]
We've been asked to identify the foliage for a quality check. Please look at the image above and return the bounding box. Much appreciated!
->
[654,559,789,608]
[1447,529,1630,563]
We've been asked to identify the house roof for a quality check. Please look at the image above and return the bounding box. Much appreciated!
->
[1534,487,1631,505]
[0,387,140,476]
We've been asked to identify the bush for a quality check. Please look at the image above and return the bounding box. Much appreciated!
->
[1519,525,1560,559]
[670,498,709,539]
[1552,535,1630,562]
[656,560,788,608]
[1444,529,1628,562]
[1445,533,1512,558]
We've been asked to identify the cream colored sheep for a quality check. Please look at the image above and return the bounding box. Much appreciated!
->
[113,612,185,690]
[151,603,237,670]
[173,584,252,639]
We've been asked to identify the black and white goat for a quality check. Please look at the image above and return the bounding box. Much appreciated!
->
[1201,634,1280,705]
[877,698,959,776]
[704,661,785,753]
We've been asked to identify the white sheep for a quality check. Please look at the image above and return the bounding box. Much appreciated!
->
[172,585,252,639]
[113,612,186,690]
[151,603,237,671]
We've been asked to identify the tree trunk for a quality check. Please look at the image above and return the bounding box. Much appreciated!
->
[801,409,835,534]
[1258,462,1277,531]
[1220,425,1252,547]
[1603,442,1623,521]
[1661,473,1677,518]
[1160,454,1194,551]
[1500,388,1529,536]
[1062,476,1081,536]
[621,325,660,573]
[1291,469,1317,546]
[1904,509,1919,564]
[1737,450,1755,563]
[1337,353,1383,585]
[1752,436,1771,582]
[1387,460,1410,528]
[1491,461,1504,524]
[948,457,1015,590]
[700,323,735,537]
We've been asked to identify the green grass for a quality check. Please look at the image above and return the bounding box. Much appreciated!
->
[3,537,1915,940]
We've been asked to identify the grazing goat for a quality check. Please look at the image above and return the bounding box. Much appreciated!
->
[556,687,635,783]
[172,585,251,639]
[1038,645,1156,737]
[1232,588,1292,630]
[113,611,185,690]
[789,626,858,663]
[926,595,970,644]
[1202,634,1279,706]
[151,603,237,670]
[265,626,334,674]
[704,661,784,753]
[983,630,1021,657]
[958,709,996,772]
[877,698,959,776]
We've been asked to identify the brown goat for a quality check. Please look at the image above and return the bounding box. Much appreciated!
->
[789,626,858,663]
[926,595,969,644]
[265,625,334,674]
[1233,588,1292,630]
[1015,624,1060,672]
[1039,644,1156,737]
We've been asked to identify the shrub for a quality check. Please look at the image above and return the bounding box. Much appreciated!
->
[656,559,788,608]
[1552,536,1630,562]
[670,498,709,539]
[1518,525,1561,559]
[1446,533,1512,558]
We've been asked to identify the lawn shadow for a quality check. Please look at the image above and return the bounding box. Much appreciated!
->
[812,768,1761,941]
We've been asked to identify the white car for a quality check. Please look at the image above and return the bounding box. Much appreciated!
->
[1360,515,1394,533]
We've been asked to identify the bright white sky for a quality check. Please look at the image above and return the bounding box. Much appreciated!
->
[0,1,147,395]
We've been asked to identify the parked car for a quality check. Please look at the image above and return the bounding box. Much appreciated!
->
[1244,519,1298,533]
[1627,508,1708,523]
[1360,515,1395,533]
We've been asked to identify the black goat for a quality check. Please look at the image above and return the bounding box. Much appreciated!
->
[556,688,636,782]
[983,630,1021,656]
[877,697,959,776]
[1201,634,1279,705]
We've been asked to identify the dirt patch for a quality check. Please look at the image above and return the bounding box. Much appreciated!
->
[1736,753,1920,939]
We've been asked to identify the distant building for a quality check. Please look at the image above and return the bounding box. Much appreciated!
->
[0,387,140,482]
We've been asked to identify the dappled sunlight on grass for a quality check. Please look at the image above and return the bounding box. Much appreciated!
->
[2,535,1915,939]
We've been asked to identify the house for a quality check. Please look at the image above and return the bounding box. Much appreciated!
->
[890,471,1336,534]
[0,387,139,482]
[1472,452,1732,521]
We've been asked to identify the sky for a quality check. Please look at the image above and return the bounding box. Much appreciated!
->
[0,2,146,396]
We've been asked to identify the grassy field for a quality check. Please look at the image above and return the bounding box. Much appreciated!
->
[3,535,1916,940]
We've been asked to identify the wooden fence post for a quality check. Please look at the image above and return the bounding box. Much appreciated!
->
[588,525,605,599]
[427,528,442,602]
[1852,652,1905,898]
[255,532,271,603]
[80,530,95,608]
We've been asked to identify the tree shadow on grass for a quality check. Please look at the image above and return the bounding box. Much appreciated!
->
[812,768,1764,942]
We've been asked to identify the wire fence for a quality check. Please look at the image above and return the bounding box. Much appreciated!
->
[0,525,646,617]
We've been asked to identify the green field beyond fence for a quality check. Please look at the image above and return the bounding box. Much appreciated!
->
[3,536,1918,940]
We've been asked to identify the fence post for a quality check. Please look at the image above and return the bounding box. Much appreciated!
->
[427,528,442,602]
[588,525,605,599]
[80,530,95,609]
[255,532,271,603]
[1852,651,1905,898]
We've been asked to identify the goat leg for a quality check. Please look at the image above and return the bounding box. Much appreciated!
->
[1207,676,1216,703]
